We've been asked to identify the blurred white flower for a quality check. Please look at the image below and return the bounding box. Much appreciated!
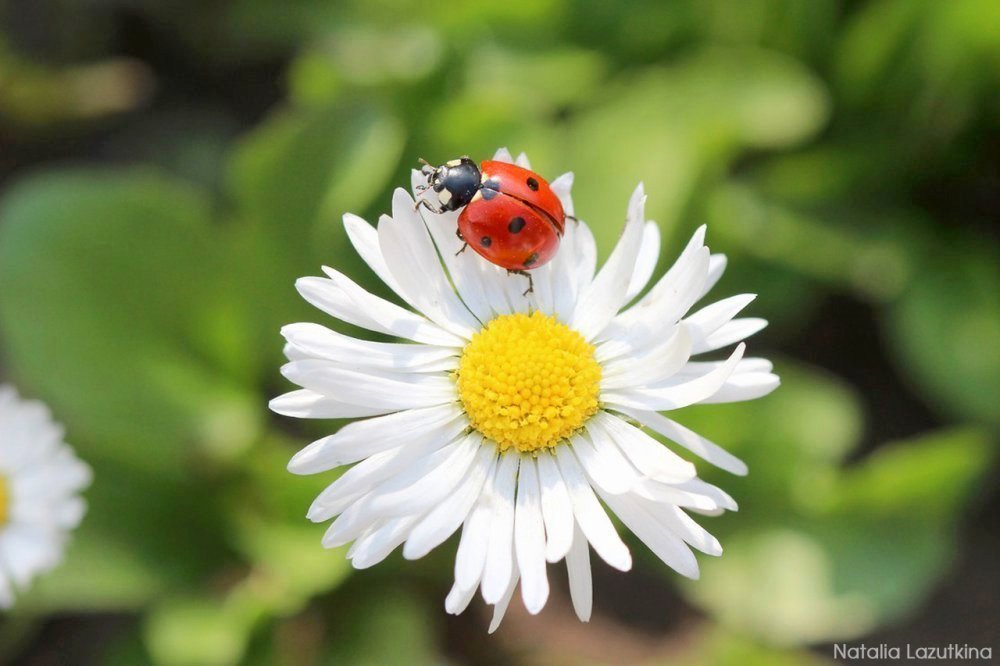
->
[271,149,777,630]
[0,384,91,608]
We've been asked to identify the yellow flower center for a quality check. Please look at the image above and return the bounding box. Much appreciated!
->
[456,311,602,453]
[0,475,8,526]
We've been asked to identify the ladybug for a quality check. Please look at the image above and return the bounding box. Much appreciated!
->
[417,157,565,293]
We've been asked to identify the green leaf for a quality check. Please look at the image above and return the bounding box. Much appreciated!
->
[888,242,1000,427]
[816,428,993,621]
[15,455,229,613]
[224,103,406,353]
[683,428,993,645]
[145,597,253,666]
[516,48,829,258]
[0,171,261,473]
[326,588,439,666]
[676,361,863,523]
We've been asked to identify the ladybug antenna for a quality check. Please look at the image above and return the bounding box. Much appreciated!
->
[417,157,436,178]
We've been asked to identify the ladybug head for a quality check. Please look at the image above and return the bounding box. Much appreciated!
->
[422,157,481,212]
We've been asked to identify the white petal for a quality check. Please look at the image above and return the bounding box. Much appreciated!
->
[481,453,519,604]
[608,246,710,341]
[549,172,575,217]
[404,442,496,560]
[565,521,592,622]
[412,172,496,323]
[320,436,478,548]
[603,343,746,411]
[281,322,457,372]
[355,433,479,521]
[685,294,756,347]
[488,564,520,634]
[694,318,768,353]
[631,480,722,512]
[553,446,631,571]
[514,456,549,614]
[616,407,747,475]
[350,514,421,569]
[288,404,465,474]
[535,453,574,563]
[657,504,722,556]
[445,579,478,615]
[604,226,709,344]
[598,490,700,579]
[701,372,781,403]
[453,465,498,593]
[625,222,661,302]
[600,324,692,390]
[574,223,598,298]
[569,432,635,495]
[514,151,531,169]
[307,427,461,521]
[269,389,395,419]
[379,189,480,336]
[280,359,455,410]
[592,412,696,483]
[342,213,402,293]
[572,184,647,340]
[493,147,515,163]
[673,478,739,512]
[304,269,464,346]
[701,253,727,298]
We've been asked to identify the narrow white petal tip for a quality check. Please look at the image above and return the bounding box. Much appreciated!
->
[342,212,367,228]
[268,395,301,417]
[481,587,504,606]
[615,552,634,572]
[401,542,424,561]
[286,454,312,475]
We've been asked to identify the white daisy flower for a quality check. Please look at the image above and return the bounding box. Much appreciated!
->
[271,149,778,631]
[0,384,91,608]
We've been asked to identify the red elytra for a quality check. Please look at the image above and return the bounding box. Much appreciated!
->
[419,157,566,272]
[460,160,565,271]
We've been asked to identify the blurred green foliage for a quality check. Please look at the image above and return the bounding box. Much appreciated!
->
[0,0,996,663]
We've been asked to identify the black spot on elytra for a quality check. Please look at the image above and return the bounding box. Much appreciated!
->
[480,236,492,247]
[508,216,526,233]
[523,252,539,267]
[526,177,539,191]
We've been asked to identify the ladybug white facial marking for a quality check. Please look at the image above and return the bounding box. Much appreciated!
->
[438,189,453,206]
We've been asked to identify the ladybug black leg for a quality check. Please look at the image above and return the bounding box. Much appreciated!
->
[507,269,534,296]
[414,198,441,214]
[455,242,468,256]
[565,214,579,223]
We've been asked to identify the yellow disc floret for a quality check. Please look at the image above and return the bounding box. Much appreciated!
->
[456,311,601,453]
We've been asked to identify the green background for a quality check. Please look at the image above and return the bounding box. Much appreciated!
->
[0,0,997,663]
